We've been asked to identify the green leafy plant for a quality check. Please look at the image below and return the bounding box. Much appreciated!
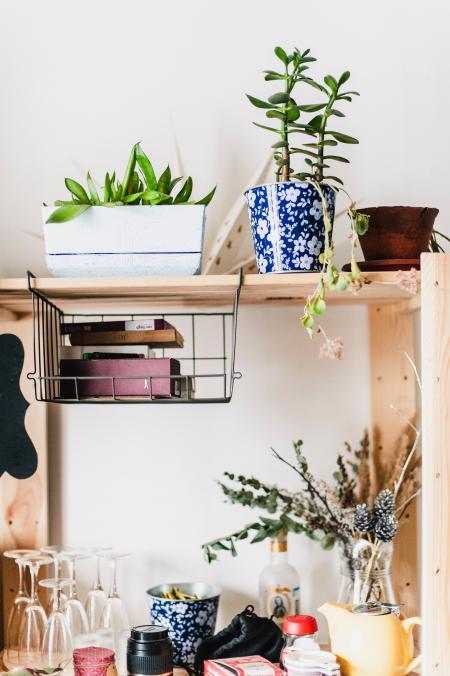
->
[46,143,216,223]
[247,46,359,186]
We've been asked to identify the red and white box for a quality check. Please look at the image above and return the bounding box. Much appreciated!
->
[205,656,284,676]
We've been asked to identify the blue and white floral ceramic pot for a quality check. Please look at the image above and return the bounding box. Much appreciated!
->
[146,582,221,666]
[245,181,336,273]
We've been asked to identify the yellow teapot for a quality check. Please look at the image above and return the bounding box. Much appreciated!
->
[319,602,421,676]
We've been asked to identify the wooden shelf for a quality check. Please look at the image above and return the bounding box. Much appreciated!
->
[0,271,417,311]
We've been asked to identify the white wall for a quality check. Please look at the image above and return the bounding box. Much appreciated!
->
[48,304,370,639]
[0,0,448,642]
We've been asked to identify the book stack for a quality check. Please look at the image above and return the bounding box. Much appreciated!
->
[59,318,187,400]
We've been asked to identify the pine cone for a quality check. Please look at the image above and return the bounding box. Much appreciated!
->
[374,489,395,518]
[354,504,374,533]
[374,514,398,542]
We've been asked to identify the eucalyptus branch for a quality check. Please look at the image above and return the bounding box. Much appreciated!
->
[270,446,344,533]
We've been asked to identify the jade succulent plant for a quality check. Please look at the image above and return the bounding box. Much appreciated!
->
[247,46,359,185]
[46,143,216,223]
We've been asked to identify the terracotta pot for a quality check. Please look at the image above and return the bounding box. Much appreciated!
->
[358,206,439,260]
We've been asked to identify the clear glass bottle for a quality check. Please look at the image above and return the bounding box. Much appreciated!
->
[258,531,300,624]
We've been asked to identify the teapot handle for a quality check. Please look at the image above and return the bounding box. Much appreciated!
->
[402,616,422,674]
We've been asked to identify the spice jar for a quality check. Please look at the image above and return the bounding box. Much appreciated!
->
[73,647,117,676]
[280,615,318,668]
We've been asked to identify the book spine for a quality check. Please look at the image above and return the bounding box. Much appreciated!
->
[60,318,170,335]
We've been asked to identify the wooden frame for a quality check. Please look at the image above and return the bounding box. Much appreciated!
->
[0,256,448,672]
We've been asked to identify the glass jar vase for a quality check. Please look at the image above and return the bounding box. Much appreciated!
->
[337,539,396,606]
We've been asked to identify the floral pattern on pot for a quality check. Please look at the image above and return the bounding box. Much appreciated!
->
[147,586,220,666]
[245,181,336,273]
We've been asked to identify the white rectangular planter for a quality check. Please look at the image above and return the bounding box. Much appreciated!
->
[42,204,205,277]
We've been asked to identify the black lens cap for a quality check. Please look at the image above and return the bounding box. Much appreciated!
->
[130,625,169,642]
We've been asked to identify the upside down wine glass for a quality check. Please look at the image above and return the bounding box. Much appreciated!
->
[3,549,39,668]
[59,550,89,637]
[84,547,111,631]
[101,551,130,646]
[18,553,53,668]
[40,578,73,669]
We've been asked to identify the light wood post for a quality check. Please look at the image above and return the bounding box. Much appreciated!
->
[368,301,419,618]
[0,315,48,647]
[421,253,450,674]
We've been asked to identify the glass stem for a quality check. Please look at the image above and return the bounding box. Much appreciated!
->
[29,563,38,603]
[67,559,76,599]
[94,556,103,591]
[109,559,118,598]
[17,559,25,596]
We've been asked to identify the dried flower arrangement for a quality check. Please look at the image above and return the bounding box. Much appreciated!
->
[202,356,421,603]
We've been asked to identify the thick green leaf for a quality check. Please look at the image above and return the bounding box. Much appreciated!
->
[324,175,344,185]
[122,191,144,204]
[86,172,100,205]
[272,140,289,148]
[299,103,326,112]
[274,46,288,64]
[174,176,193,204]
[169,176,183,193]
[121,143,137,196]
[324,74,338,91]
[324,154,349,163]
[253,122,280,133]
[104,172,112,202]
[140,189,171,204]
[302,77,327,94]
[246,94,273,109]
[307,115,323,132]
[268,92,290,105]
[339,71,351,86]
[157,165,171,194]
[286,106,300,122]
[135,144,157,191]
[65,178,90,203]
[46,204,91,223]
[291,148,318,158]
[266,109,285,120]
[304,140,338,148]
[263,70,285,80]
[330,109,345,117]
[328,131,359,144]
[196,185,216,206]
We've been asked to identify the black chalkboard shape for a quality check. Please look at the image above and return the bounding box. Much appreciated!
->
[0,334,38,479]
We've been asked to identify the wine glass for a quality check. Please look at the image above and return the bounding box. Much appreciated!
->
[59,550,89,637]
[18,553,53,668]
[3,549,39,668]
[84,547,111,631]
[39,577,73,668]
[100,551,130,645]
[40,546,69,614]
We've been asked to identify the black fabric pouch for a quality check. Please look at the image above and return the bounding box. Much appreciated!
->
[194,605,283,674]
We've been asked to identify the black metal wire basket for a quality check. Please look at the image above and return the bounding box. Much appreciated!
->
[26,271,242,404]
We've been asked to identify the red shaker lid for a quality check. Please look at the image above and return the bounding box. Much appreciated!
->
[73,647,115,665]
[282,615,318,636]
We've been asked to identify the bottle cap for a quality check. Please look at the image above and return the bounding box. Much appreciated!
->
[271,530,288,553]
[282,615,318,636]
[73,647,115,666]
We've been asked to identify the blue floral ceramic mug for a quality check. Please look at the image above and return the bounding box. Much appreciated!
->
[244,181,336,273]
[146,582,221,666]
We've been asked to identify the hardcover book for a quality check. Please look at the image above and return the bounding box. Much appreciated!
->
[60,318,174,335]
[59,358,181,398]
[68,328,184,348]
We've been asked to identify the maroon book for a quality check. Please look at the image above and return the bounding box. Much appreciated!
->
[60,318,173,335]
[59,358,181,399]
